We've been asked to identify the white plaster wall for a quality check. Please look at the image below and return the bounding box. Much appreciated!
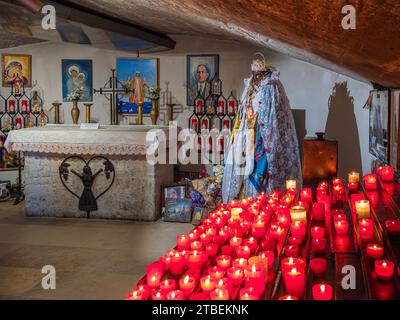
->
[0,35,373,178]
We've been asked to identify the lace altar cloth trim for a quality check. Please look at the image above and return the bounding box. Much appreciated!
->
[5,142,147,155]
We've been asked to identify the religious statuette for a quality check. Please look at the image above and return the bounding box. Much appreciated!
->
[59,156,115,218]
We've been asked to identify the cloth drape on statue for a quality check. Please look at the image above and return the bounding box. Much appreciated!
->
[222,70,302,203]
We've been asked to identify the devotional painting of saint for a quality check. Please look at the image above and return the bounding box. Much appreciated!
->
[221,53,302,202]
[2,54,32,87]
[117,58,159,114]
[61,59,93,102]
[369,90,389,163]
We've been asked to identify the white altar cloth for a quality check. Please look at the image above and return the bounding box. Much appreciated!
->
[5,125,174,221]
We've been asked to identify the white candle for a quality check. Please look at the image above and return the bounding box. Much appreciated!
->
[286,179,297,190]
[348,171,360,184]
[355,200,370,219]
[290,206,307,224]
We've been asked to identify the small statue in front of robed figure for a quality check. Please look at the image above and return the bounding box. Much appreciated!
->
[67,87,83,124]
[59,156,116,218]
[146,85,161,125]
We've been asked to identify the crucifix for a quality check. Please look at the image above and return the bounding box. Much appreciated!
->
[93,69,132,125]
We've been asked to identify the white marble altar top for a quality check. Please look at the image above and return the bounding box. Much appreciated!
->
[5,124,172,155]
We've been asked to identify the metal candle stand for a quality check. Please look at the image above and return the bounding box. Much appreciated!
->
[188,74,238,164]
[0,77,49,204]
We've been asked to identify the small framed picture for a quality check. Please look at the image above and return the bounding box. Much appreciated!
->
[192,207,207,225]
[164,198,192,223]
[163,184,186,203]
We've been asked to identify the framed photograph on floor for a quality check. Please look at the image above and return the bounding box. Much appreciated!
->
[369,89,390,164]
[164,198,192,223]
[187,54,219,106]
[192,207,206,225]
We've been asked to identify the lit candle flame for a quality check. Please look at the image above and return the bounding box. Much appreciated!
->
[320,284,326,292]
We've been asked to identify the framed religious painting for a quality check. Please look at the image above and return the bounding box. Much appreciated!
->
[61,59,93,102]
[2,54,32,87]
[187,54,219,106]
[390,89,400,171]
[116,57,159,115]
[369,89,390,164]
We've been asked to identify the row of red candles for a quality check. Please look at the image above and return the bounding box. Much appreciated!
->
[128,166,398,300]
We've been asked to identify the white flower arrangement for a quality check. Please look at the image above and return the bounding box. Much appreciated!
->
[146,85,161,100]
[67,87,83,101]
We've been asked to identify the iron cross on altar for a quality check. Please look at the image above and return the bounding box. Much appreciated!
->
[93,69,133,125]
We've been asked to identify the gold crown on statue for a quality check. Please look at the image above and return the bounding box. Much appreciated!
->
[251,52,272,72]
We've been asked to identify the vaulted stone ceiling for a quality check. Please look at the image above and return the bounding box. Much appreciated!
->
[66,0,400,88]
[4,0,400,87]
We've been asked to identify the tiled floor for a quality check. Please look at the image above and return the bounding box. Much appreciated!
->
[0,201,193,300]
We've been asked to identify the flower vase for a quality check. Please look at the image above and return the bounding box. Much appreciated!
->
[71,100,80,124]
[150,99,159,125]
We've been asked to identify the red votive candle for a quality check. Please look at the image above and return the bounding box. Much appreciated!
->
[277,207,291,227]
[239,287,259,300]
[127,285,150,300]
[244,263,265,295]
[259,250,275,269]
[288,236,302,246]
[200,233,212,245]
[227,266,244,286]
[177,234,190,250]
[311,226,325,239]
[278,295,298,300]
[363,174,378,190]
[232,258,248,269]
[179,274,196,296]
[359,218,374,231]
[187,250,205,270]
[385,220,400,235]
[312,283,333,300]
[312,238,327,255]
[236,245,252,259]
[212,235,225,246]
[300,188,313,203]
[285,245,299,257]
[151,289,166,300]
[270,224,285,239]
[166,290,186,300]
[146,261,164,289]
[229,236,243,248]
[334,220,349,235]
[205,243,218,258]
[366,244,384,260]
[359,226,374,242]
[243,237,258,252]
[332,178,343,187]
[348,182,358,192]
[291,221,306,239]
[208,266,225,280]
[333,211,346,222]
[216,255,232,270]
[283,267,305,298]
[159,278,176,294]
[200,275,216,294]
[310,258,328,277]
[170,252,186,276]
[190,240,203,251]
[380,166,394,182]
[375,260,394,281]
[312,202,325,222]
[209,288,229,300]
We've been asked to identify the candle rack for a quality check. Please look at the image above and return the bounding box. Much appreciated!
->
[0,77,48,203]
[188,77,238,165]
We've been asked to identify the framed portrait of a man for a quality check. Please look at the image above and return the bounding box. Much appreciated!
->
[187,54,219,106]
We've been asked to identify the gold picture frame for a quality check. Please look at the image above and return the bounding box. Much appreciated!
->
[2,54,32,87]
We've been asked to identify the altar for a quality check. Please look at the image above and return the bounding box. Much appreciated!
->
[4,125,174,221]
